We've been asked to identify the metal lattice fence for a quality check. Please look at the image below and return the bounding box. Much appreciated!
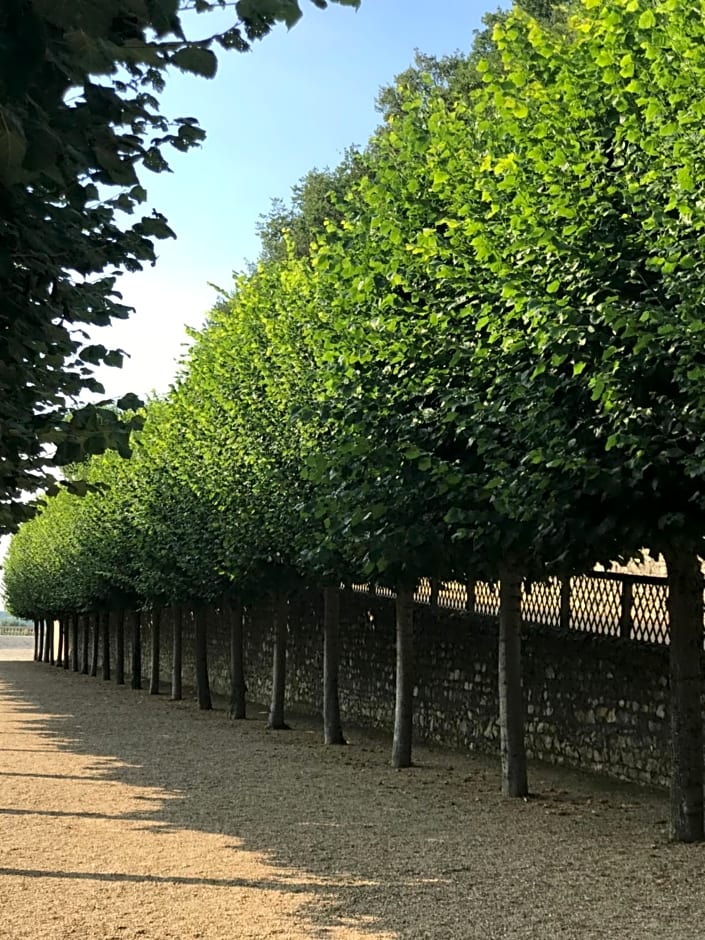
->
[350,570,676,646]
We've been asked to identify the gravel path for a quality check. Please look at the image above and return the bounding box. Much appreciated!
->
[1,639,704,939]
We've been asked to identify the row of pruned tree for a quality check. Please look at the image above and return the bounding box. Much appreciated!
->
[28,606,230,712]
[6,0,705,842]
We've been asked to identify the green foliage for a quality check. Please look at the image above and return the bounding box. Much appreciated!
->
[465,0,705,557]
[8,0,705,619]
[302,87,565,583]
[374,0,567,124]
[256,147,365,264]
[0,0,360,534]
[169,254,323,596]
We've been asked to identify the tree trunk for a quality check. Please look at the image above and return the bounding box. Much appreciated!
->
[195,606,212,710]
[56,616,64,667]
[90,612,99,677]
[71,613,79,672]
[115,609,125,685]
[665,547,704,843]
[37,619,44,662]
[43,618,51,663]
[171,607,182,701]
[62,617,69,669]
[150,607,161,695]
[131,610,142,690]
[48,618,55,665]
[323,585,345,745]
[498,562,528,798]
[33,619,39,661]
[267,595,289,730]
[81,613,89,674]
[101,611,110,680]
[228,599,246,719]
[392,587,415,768]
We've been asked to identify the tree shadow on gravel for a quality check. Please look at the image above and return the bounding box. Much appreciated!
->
[0,864,346,893]
[0,659,701,940]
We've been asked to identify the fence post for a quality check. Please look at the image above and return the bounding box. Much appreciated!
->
[465,580,475,614]
[620,580,633,640]
[559,578,571,630]
[429,579,439,608]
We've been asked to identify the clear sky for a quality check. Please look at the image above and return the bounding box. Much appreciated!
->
[93,0,500,399]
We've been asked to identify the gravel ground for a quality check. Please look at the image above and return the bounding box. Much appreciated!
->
[1,638,704,939]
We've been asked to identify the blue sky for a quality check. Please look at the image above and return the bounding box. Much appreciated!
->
[95,0,500,398]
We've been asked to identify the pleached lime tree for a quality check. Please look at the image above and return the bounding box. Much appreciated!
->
[3,491,82,627]
[120,398,237,708]
[301,98,545,776]
[460,0,705,840]
[170,254,326,730]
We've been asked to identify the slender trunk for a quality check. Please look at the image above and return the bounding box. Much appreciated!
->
[228,599,246,719]
[171,607,182,701]
[48,618,55,665]
[63,617,69,669]
[43,618,51,663]
[71,613,79,672]
[499,562,528,798]
[195,606,212,710]
[90,612,99,677]
[101,610,110,680]
[33,620,39,661]
[37,619,44,663]
[131,610,142,690]
[150,607,161,695]
[665,547,704,843]
[267,595,289,730]
[81,613,89,674]
[56,616,64,667]
[115,609,125,685]
[323,585,345,745]
[392,587,415,768]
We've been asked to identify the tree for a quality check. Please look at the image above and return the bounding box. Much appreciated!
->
[171,257,324,730]
[0,0,360,533]
[464,0,705,839]
[374,0,567,124]
[256,149,364,264]
[299,87,539,775]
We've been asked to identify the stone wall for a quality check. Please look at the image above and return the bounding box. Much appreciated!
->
[85,589,674,788]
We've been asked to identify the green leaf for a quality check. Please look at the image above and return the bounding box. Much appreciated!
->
[104,349,124,368]
[117,393,143,411]
[677,166,694,191]
[236,0,303,29]
[170,46,218,78]
[80,344,108,365]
